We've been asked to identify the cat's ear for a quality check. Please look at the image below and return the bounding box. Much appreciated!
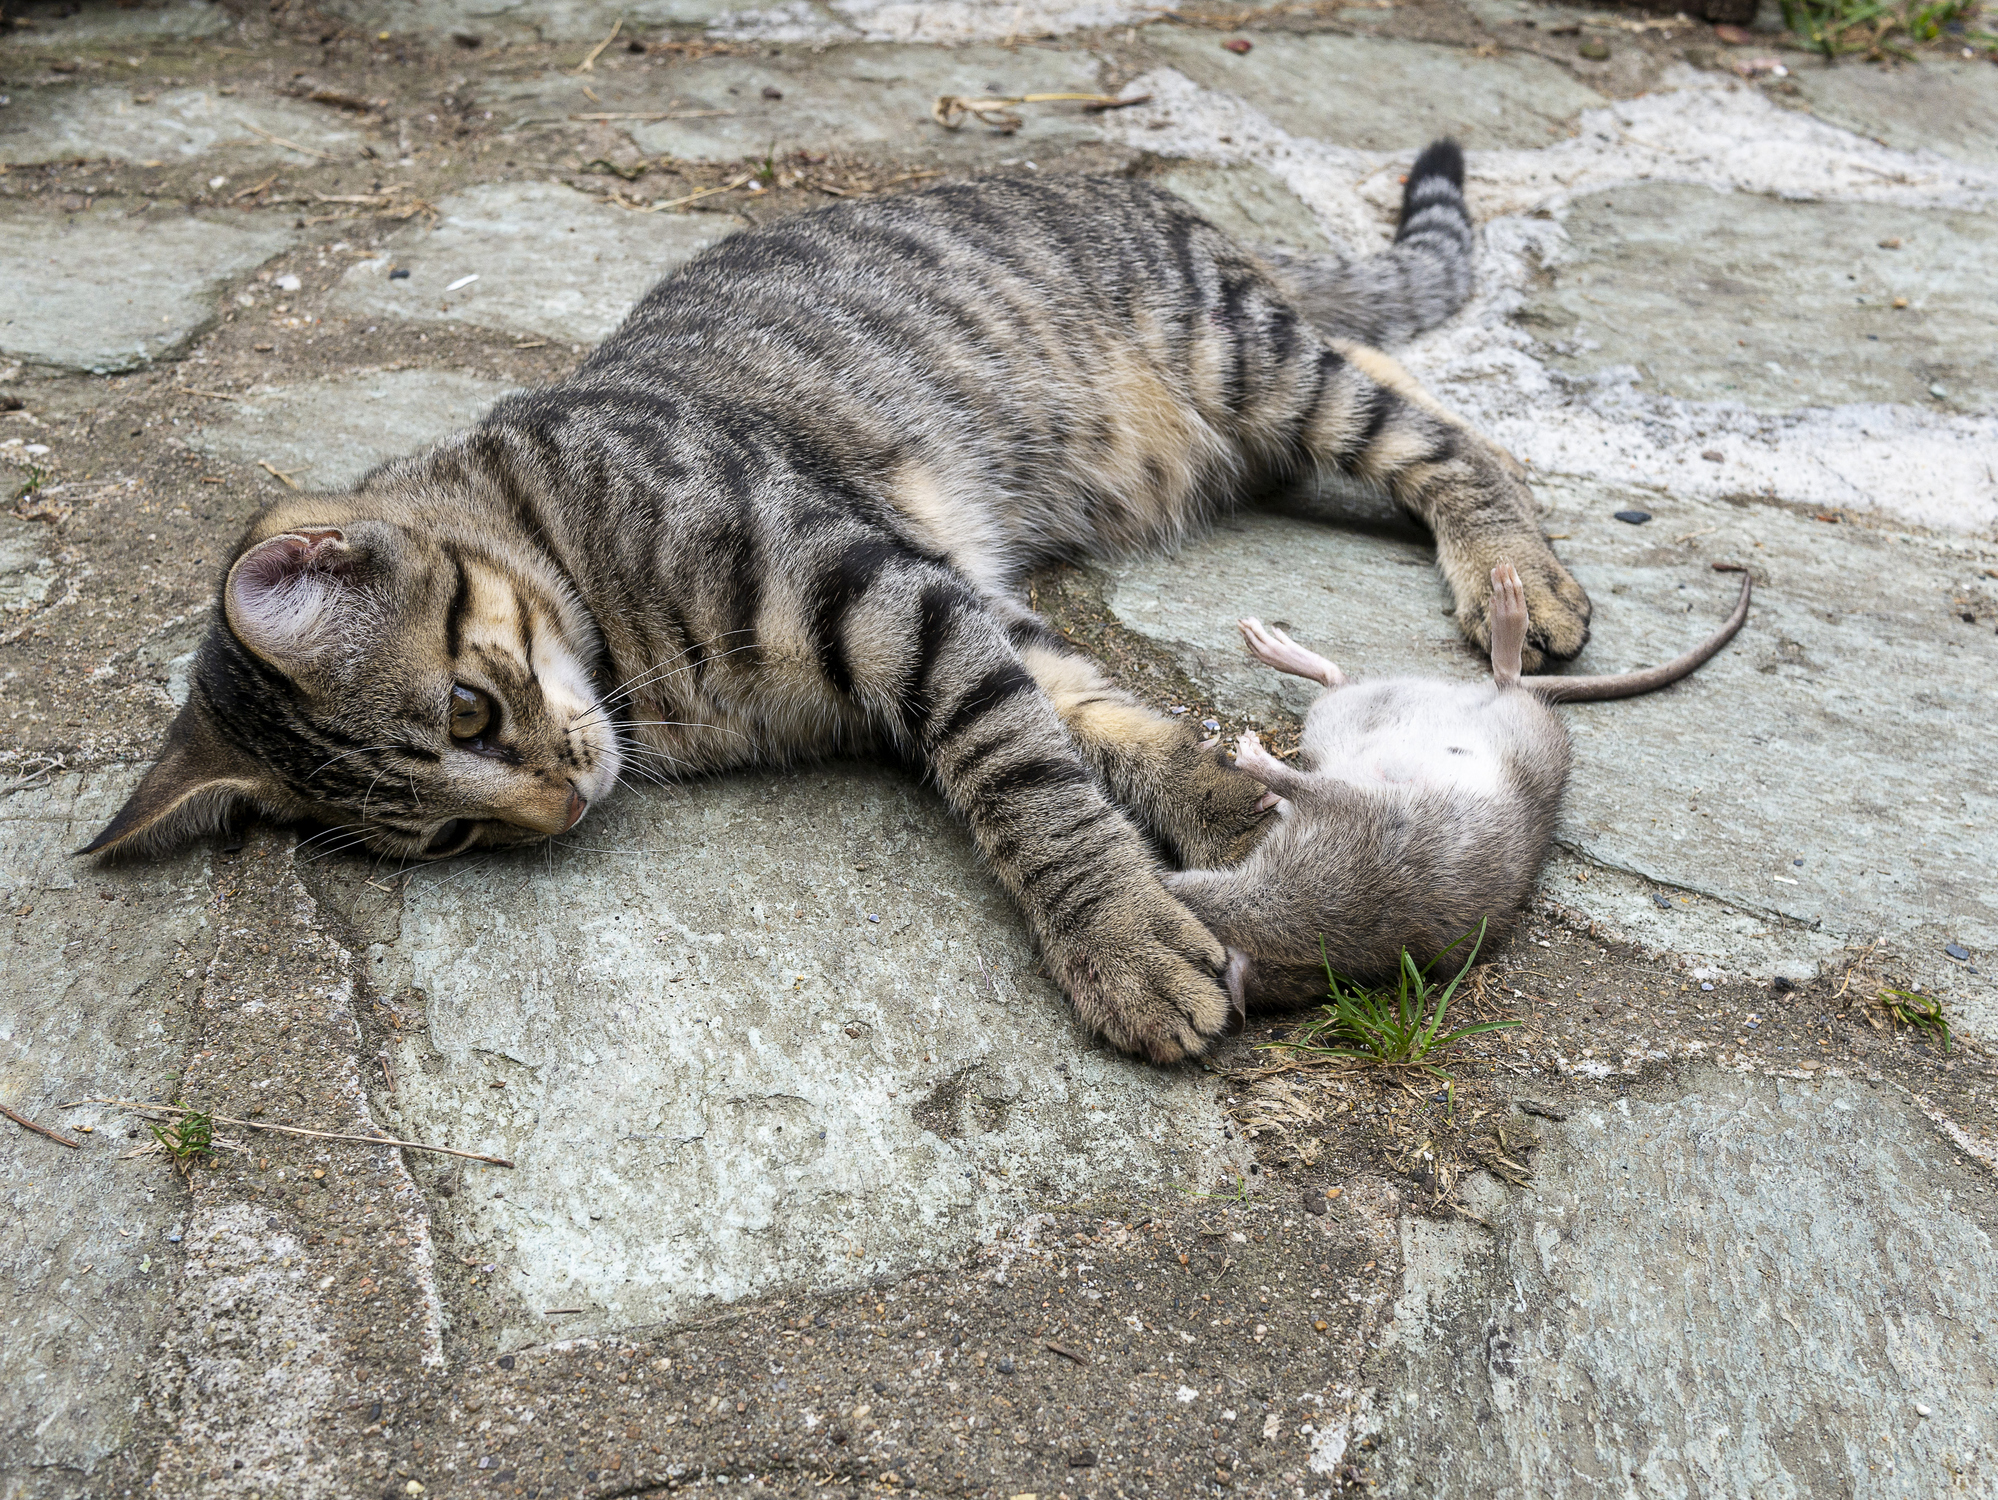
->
[79,691,282,856]
[225,527,371,676]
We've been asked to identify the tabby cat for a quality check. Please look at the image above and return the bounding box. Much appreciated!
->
[88,141,1591,1062]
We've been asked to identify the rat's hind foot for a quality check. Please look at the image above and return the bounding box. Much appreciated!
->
[1238,618,1345,688]
[1488,564,1528,688]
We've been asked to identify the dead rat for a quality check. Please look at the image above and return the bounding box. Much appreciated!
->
[1167,562,1752,1009]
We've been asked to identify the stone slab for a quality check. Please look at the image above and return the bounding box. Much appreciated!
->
[477,44,1110,166]
[708,0,1171,47]
[1790,54,1998,171]
[1359,1074,1998,1496]
[189,369,518,492]
[0,205,299,373]
[328,181,743,345]
[317,0,739,44]
[1154,161,1337,253]
[362,764,1246,1345]
[1143,28,1609,151]
[1520,184,1998,413]
[4,0,231,49]
[0,87,363,167]
[1101,497,1998,1024]
[0,770,214,1497]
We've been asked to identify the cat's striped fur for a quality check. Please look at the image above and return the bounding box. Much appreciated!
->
[89,143,1592,1062]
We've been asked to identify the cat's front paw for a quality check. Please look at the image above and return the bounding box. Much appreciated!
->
[1457,543,1592,672]
[1052,881,1239,1064]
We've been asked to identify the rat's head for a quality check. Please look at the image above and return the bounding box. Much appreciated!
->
[84,502,622,861]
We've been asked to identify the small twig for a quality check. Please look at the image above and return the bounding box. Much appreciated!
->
[177,386,239,401]
[230,173,279,202]
[612,172,752,213]
[569,109,731,122]
[258,459,304,489]
[933,92,1150,132]
[1045,1340,1089,1366]
[570,15,622,73]
[2,1102,81,1149]
[62,1097,515,1167]
[379,1055,396,1093]
[1673,526,1717,544]
[236,117,342,162]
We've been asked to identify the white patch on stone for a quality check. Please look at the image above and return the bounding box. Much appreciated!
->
[1105,70,1998,534]
[711,0,1156,44]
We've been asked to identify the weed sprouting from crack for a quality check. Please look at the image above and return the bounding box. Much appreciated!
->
[1275,923,1521,1083]
[150,1109,215,1182]
[1878,987,1952,1053]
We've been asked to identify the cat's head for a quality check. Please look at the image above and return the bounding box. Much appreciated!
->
[84,497,622,860]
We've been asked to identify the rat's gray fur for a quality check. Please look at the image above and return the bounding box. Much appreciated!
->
[1169,566,1752,1007]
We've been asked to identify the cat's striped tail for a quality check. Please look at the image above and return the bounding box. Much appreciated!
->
[1256,137,1474,347]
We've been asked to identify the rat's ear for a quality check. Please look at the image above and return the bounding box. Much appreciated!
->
[225,527,370,677]
[78,692,279,857]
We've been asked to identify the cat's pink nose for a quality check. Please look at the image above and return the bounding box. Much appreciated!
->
[561,790,587,832]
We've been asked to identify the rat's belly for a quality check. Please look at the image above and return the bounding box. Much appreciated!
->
[1319,729,1506,798]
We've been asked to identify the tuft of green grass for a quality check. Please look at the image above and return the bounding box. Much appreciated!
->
[1878,987,1952,1052]
[1780,0,1992,58]
[151,1109,215,1180]
[11,464,48,506]
[1275,922,1519,1082]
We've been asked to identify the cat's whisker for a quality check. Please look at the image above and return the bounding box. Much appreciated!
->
[575,642,765,726]
[305,745,402,782]
[295,829,380,866]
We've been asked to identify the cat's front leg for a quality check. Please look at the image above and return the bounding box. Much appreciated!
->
[989,608,1273,868]
[1280,343,1591,672]
[849,570,1242,1060]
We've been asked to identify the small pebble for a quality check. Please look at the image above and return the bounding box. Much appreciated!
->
[1651,894,1672,910]
[997,1356,1016,1373]
[1929,383,1948,399]
[1201,718,1219,733]
[1700,981,1714,991]
[389,267,411,280]
[1169,704,1189,715]
[1614,509,1652,524]
[1302,1193,1326,1216]
[868,913,881,923]
[274,273,302,292]
[1701,450,1724,463]
[1222,37,1252,52]
[1916,1403,1932,1417]
[762,85,784,99]
[1945,943,1970,961]
[1578,37,1610,59]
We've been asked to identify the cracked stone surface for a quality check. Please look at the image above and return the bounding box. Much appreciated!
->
[1365,1075,1998,1494]
[0,86,363,166]
[189,369,518,490]
[327,182,744,344]
[1,206,301,373]
[2,2,1995,1497]
[1142,30,1610,150]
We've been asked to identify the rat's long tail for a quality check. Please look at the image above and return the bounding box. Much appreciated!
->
[1523,567,1752,703]
[1256,138,1474,347]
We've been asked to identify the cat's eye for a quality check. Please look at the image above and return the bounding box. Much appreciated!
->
[448,684,495,741]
